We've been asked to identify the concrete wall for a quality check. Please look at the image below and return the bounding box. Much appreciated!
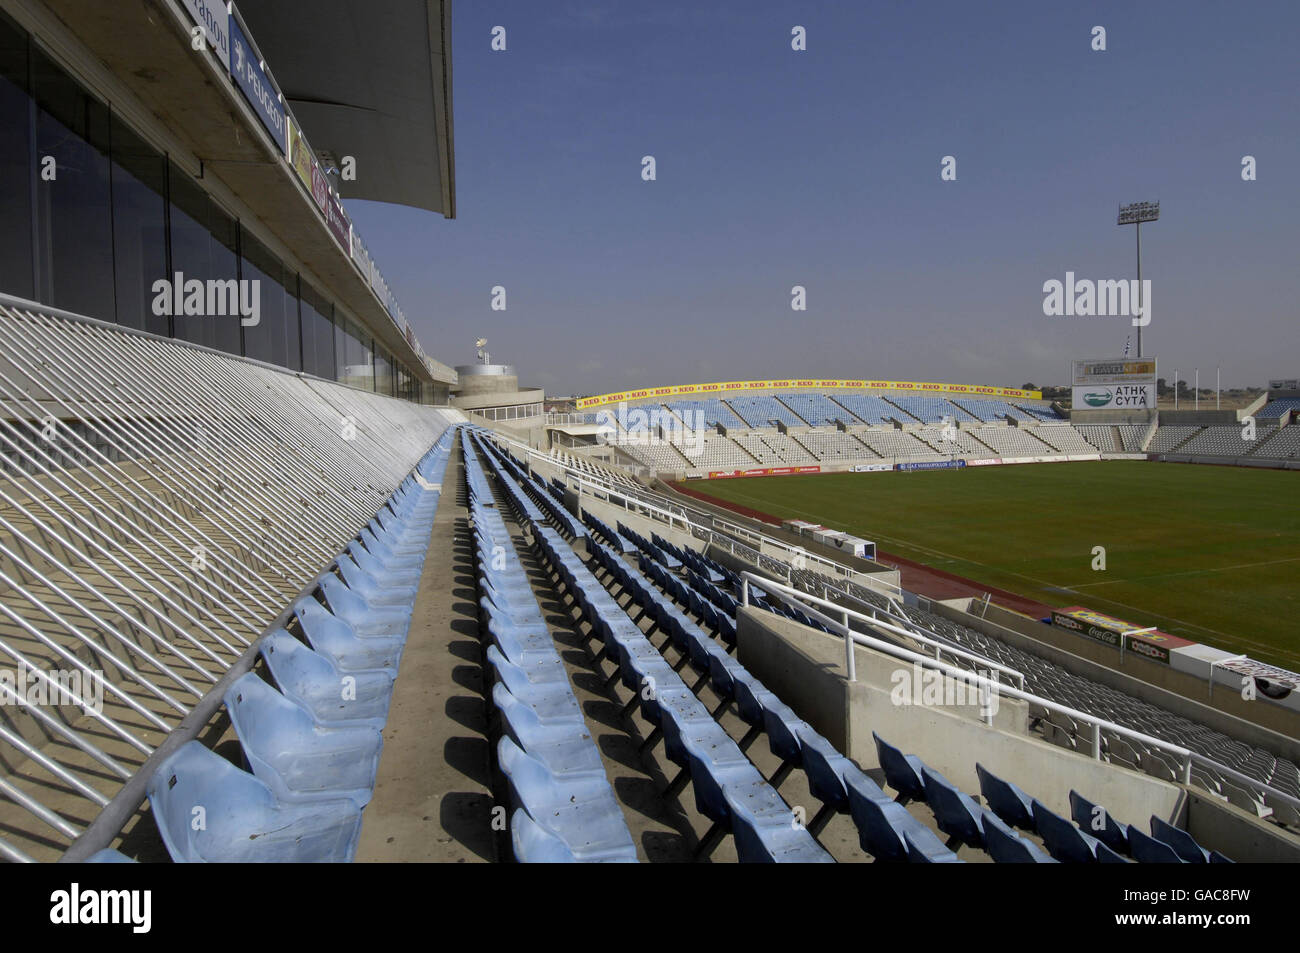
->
[736,608,1186,827]
[1159,409,1240,426]
[933,599,1300,761]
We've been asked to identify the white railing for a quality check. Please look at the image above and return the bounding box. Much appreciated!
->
[740,571,1300,817]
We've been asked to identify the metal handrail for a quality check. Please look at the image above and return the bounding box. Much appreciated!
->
[741,571,1300,814]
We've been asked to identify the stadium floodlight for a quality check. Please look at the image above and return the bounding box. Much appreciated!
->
[1117,201,1159,358]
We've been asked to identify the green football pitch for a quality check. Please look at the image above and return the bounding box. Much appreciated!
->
[678,461,1300,670]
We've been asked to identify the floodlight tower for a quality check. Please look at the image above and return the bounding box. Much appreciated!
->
[1117,201,1160,357]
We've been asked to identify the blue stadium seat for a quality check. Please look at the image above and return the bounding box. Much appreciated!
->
[147,741,363,863]
[873,732,928,803]
[260,628,395,729]
[317,573,410,640]
[86,848,136,863]
[844,770,959,862]
[982,812,1057,863]
[498,737,638,862]
[295,596,403,673]
[1150,816,1218,863]
[1128,826,1185,863]
[223,673,383,808]
[1032,799,1120,863]
[977,762,1036,831]
[921,766,987,849]
[1068,789,1130,855]
[509,807,581,863]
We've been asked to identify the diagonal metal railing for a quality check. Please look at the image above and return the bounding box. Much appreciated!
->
[0,295,460,861]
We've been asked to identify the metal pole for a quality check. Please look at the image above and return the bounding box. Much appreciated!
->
[1136,220,1143,358]
[1217,366,1220,410]
[1195,369,1199,410]
[1174,369,1179,410]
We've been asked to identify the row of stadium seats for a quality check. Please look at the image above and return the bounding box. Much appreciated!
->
[136,429,455,862]
[464,429,640,861]
[1149,424,1297,458]
[608,391,1066,436]
[1257,398,1300,419]
[587,494,1225,862]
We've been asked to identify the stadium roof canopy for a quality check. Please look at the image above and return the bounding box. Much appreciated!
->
[238,1,456,218]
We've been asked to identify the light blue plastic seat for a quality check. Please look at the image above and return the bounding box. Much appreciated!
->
[318,573,411,639]
[223,673,383,808]
[147,741,362,863]
[487,652,584,724]
[497,737,637,862]
[336,554,420,607]
[492,683,604,777]
[260,628,394,728]
[86,848,136,862]
[510,807,580,863]
[348,540,421,585]
[295,597,402,673]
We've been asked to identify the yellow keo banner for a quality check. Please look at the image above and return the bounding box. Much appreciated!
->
[574,379,1043,409]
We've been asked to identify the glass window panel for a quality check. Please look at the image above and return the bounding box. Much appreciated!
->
[32,46,113,319]
[0,12,32,298]
[168,161,240,353]
[109,115,168,334]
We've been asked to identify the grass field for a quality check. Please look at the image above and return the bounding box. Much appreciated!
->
[679,461,1300,670]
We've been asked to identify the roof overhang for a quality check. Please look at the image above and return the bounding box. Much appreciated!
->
[237,1,455,218]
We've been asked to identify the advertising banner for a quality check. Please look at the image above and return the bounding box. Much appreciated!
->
[707,466,821,479]
[289,118,314,190]
[229,16,286,153]
[1072,383,1155,410]
[326,191,350,250]
[1051,606,1191,662]
[180,0,231,71]
[575,379,1042,410]
[896,459,967,472]
[310,157,329,214]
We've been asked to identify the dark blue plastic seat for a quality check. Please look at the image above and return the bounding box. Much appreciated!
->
[921,766,987,849]
[1150,816,1214,863]
[1068,789,1130,855]
[976,762,1035,831]
[1128,826,1185,863]
[1033,799,1105,863]
[844,771,957,862]
[983,812,1057,863]
[873,732,928,803]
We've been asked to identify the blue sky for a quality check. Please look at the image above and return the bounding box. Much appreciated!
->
[346,0,1300,396]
